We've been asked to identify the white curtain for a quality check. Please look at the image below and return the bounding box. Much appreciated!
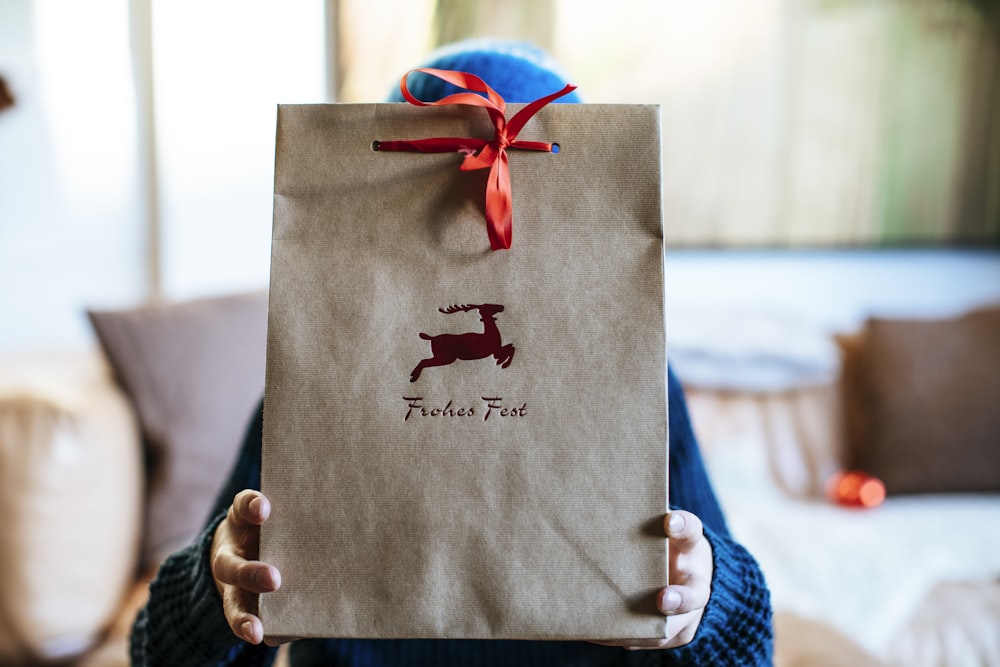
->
[0,0,327,350]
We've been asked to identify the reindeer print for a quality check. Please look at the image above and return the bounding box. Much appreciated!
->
[410,304,515,382]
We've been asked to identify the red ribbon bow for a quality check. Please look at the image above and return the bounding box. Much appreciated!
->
[376,68,577,250]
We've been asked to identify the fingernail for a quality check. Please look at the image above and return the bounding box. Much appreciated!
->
[668,513,684,535]
[249,497,262,515]
[241,620,255,642]
[661,589,682,613]
[266,565,282,590]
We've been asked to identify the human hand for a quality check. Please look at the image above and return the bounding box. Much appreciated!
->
[210,490,283,645]
[593,510,713,650]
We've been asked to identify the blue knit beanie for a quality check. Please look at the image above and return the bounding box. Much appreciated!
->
[387,39,581,104]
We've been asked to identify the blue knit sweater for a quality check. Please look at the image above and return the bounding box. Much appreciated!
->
[130,368,772,666]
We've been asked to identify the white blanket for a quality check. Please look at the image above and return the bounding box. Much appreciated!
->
[704,428,1000,663]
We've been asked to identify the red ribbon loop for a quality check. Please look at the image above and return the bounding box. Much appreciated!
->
[377,68,577,250]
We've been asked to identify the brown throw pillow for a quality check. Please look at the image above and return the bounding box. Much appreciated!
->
[841,305,1000,494]
[88,291,268,567]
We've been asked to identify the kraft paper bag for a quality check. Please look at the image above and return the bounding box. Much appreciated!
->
[260,96,668,642]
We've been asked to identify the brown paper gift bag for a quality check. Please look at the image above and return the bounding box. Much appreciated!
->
[260,86,668,641]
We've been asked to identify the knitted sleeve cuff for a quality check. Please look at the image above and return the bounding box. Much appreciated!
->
[655,525,774,667]
[131,513,277,667]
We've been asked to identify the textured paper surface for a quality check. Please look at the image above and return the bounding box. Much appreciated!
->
[260,103,667,641]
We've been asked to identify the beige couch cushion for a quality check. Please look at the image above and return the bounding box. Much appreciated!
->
[0,350,143,664]
[775,612,887,667]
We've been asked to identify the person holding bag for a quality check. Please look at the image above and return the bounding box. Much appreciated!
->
[130,41,773,667]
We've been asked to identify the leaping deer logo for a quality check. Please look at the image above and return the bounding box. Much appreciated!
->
[410,304,515,382]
